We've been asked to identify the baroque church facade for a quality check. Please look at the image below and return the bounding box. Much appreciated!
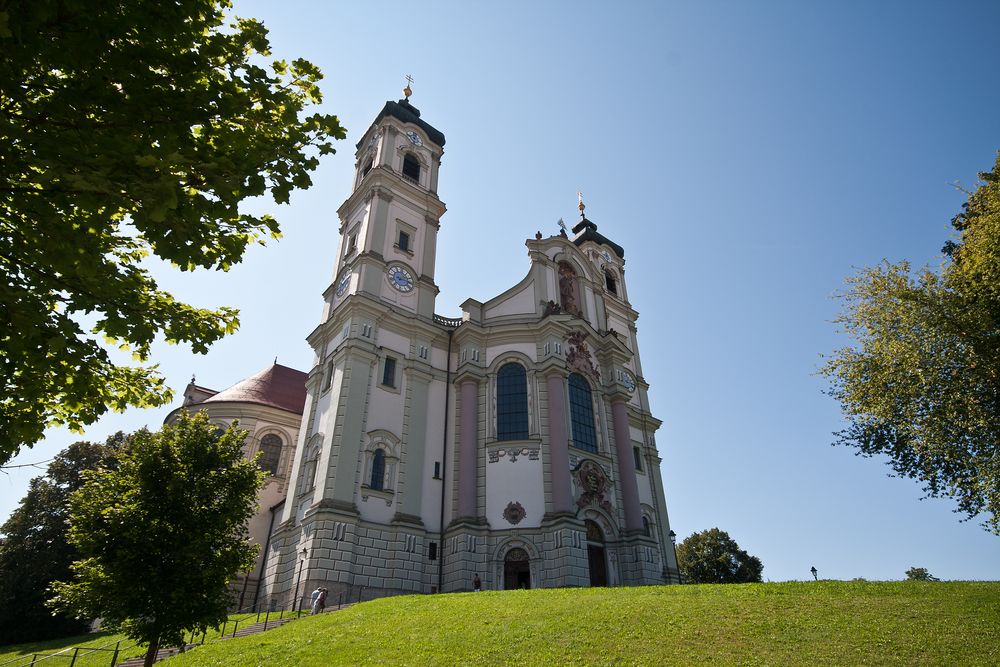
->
[170,92,678,603]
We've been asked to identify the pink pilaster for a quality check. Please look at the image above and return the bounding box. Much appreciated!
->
[546,371,573,514]
[457,379,479,519]
[612,399,643,532]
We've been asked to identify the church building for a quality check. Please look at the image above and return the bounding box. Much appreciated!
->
[170,89,679,602]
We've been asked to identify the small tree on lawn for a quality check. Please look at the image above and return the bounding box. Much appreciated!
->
[676,528,764,584]
[50,411,262,667]
[905,567,938,581]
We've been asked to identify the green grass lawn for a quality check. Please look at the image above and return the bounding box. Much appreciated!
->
[0,609,300,667]
[2,582,995,666]
[0,631,142,667]
[154,581,998,666]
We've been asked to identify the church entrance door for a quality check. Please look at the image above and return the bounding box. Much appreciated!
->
[588,545,607,586]
[503,547,531,589]
[586,519,608,587]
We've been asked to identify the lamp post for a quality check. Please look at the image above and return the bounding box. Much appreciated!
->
[810,566,818,581]
[668,530,680,584]
[293,547,308,612]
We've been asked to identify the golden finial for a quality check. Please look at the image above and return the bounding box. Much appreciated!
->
[578,191,586,217]
[403,74,414,99]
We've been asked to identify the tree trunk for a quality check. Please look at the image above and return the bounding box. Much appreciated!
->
[143,636,160,667]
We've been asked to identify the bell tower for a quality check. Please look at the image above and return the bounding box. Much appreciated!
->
[267,87,453,602]
[324,85,447,321]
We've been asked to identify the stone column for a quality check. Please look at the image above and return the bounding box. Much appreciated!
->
[399,372,430,520]
[611,399,643,532]
[457,379,479,519]
[329,354,375,506]
[545,371,573,514]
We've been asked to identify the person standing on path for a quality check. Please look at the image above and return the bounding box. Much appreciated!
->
[310,587,322,614]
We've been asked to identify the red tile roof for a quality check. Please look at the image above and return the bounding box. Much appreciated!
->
[201,363,308,415]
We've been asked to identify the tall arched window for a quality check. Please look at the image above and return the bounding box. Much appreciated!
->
[370,448,386,490]
[259,434,282,476]
[568,373,597,453]
[642,516,651,537]
[402,153,420,182]
[497,363,528,440]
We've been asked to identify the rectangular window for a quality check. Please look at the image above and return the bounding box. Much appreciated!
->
[398,230,410,252]
[433,461,441,479]
[382,357,397,388]
[344,231,358,257]
[428,541,438,561]
[633,446,643,471]
[322,360,334,391]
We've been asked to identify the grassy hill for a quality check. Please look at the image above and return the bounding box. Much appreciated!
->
[167,581,996,666]
[1,582,996,666]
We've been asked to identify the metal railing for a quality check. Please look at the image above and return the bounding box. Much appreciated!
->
[1,598,317,667]
[0,639,131,667]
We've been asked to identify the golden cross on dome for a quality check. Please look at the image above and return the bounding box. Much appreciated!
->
[403,74,414,98]
[578,191,586,216]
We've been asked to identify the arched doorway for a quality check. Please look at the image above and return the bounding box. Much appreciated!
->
[503,547,531,590]
[586,520,608,587]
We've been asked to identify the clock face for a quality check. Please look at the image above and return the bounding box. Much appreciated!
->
[405,131,422,146]
[387,265,414,292]
[336,273,350,297]
[622,372,636,393]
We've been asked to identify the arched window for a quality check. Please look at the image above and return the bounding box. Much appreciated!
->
[259,434,282,476]
[604,270,618,295]
[568,373,597,453]
[642,516,651,537]
[361,159,373,179]
[402,153,420,183]
[370,448,386,490]
[497,363,528,440]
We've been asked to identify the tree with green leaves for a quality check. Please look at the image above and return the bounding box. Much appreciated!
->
[676,528,763,584]
[0,434,124,644]
[49,412,262,667]
[0,0,345,464]
[821,153,1000,534]
[905,567,938,581]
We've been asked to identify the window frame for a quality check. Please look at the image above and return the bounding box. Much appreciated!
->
[369,448,386,491]
[568,373,598,453]
[382,356,397,388]
[496,362,529,441]
[401,152,421,183]
[258,433,283,476]
[605,269,618,295]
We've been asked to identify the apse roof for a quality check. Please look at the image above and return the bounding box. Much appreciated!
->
[201,363,307,415]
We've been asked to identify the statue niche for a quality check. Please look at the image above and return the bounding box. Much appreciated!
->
[558,261,581,316]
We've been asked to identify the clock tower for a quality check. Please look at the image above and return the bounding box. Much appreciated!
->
[323,95,446,321]
[264,91,454,599]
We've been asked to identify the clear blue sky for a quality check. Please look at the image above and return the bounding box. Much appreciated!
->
[4,0,999,581]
